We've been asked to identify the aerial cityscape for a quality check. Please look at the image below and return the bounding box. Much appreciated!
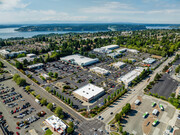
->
[0,0,180,135]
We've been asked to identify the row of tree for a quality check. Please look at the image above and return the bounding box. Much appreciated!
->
[131,68,151,86]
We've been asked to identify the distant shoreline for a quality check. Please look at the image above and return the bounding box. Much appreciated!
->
[0,24,178,39]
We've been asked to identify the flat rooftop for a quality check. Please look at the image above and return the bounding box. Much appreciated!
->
[118,67,144,85]
[101,45,119,50]
[113,61,126,68]
[27,63,44,69]
[60,54,99,66]
[143,58,156,64]
[73,83,104,100]
[90,67,110,75]
[46,115,67,131]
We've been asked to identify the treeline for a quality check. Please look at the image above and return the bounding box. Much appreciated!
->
[131,68,151,87]
[90,87,128,117]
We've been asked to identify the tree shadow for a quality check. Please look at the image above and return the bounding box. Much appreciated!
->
[121,118,128,124]
[128,109,138,116]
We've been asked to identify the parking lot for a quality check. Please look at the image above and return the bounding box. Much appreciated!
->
[123,95,176,135]
[0,79,53,135]
[26,59,123,110]
[150,74,178,98]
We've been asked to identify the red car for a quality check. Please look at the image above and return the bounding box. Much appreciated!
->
[16,127,20,130]
[16,132,20,135]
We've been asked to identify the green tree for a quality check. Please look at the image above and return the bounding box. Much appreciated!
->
[171,93,175,98]
[45,86,51,92]
[67,127,74,134]
[175,66,180,73]
[15,61,23,69]
[122,131,127,135]
[16,78,26,86]
[70,101,73,107]
[48,72,53,77]
[13,74,20,81]
[53,89,56,95]
[119,126,123,133]
[154,73,161,81]
[0,61,4,68]
[115,113,121,122]
[36,94,41,100]
[69,122,74,128]
[163,65,169,72]
[104,98,107,104]
[40,98,47,106]
[108,96,110,101]
[89,79,93,83]
[54,72,58,78]
[47,103,53,110]
[25,86,30,91]
[67,98,70,104]
[55,107,63,117]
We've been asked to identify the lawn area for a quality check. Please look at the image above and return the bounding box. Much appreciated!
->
[111,132,120,135]
[44,129,53,135]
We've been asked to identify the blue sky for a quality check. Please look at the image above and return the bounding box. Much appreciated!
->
[0,0,180,24]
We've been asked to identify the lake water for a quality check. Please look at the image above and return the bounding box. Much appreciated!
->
[0,28,102,39]
[0,26,172,39]
[146,26,172,29]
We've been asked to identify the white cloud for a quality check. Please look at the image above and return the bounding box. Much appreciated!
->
[0,0,29,10]
[0,9,88,23]
[147,9,180,14]
[81,1,135,14]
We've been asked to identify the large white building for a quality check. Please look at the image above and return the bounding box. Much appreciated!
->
[117,67,145,86]
[107,52,121,58]
[45,115,67,135]
[143,58,156,64]
[27,63,44,70]
[116,48,127,53]
[17,53,37,63]
[93,45,119,54]
[90,67,110,75]
[113,62,126,68]
[60,54,99,66]
[127,49,139,54]
[73,83,105,102]
[0,49,26,58]
[101,45,119,50]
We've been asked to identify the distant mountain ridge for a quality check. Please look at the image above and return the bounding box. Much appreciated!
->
[15,24,147,32]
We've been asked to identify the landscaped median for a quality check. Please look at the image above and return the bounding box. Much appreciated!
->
[108,103,132,135]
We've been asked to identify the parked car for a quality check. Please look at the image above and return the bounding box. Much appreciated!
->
[143,112,149,118]
[152,119,159,126]
[16,127,20,130]
[152,102,156,107]
[159,104,164,111]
